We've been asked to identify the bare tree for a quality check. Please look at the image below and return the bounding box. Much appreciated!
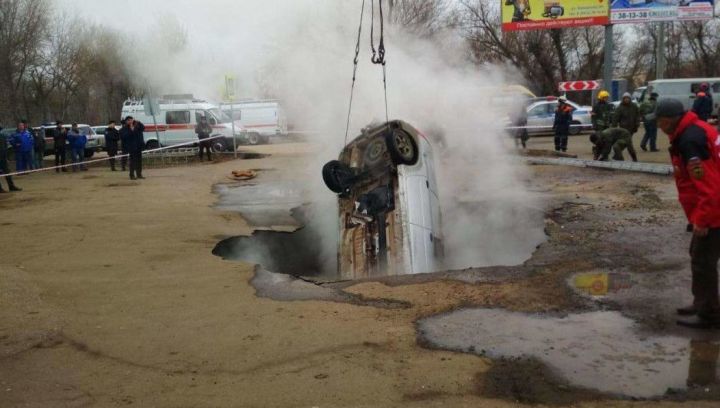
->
[0,0,48,123]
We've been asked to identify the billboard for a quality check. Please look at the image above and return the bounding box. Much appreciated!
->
[611,0,715,23]
[501,0,610,31]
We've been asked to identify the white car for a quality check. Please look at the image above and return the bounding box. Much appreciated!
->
[525,98,593,135]
[322,120,442,279]
[36,123,101,158]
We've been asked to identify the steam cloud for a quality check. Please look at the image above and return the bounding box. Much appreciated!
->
[65,0,546,273]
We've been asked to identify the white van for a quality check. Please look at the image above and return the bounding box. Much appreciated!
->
[219,100,287,142]
[121,98,262,151]
[643,78,720,115]
[322,120,443,280]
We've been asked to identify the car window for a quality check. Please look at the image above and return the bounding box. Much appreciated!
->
[167,111,190,125]
[528,104,547,117]
[203,111,218,125]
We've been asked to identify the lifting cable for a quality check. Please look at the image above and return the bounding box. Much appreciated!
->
[343,0,390,145]
[370,0,389,127]
[344,0,366,146]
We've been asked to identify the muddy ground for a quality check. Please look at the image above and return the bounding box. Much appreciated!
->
[1,137,719,407]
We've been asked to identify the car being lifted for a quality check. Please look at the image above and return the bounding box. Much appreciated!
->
[322,120,443,280]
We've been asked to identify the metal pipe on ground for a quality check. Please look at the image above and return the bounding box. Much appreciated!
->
[523,156,673,176]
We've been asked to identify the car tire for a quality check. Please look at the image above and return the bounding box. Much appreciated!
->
[84,150,94,159]
[146,140,160,150]
[247,133,261,145]
[322,160,354,194]
[212,138,229,152]
[569,120,582,135]
[385,129,419,166]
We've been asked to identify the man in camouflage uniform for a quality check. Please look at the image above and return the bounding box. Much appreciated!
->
[639,92,659,152]
[590,127,638,162]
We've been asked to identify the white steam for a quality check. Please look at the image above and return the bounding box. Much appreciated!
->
[67,0,546,272]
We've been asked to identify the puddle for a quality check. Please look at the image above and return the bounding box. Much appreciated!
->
[214,180,306,227]
[570,272,635,297]
[417,309,720,399]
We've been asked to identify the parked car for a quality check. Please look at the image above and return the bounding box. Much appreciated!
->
[525,98,593,135]
[34,124,102,158]
[322,120,443,279]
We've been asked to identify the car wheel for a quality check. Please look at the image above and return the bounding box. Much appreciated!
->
[84,150,94,158]
[363,138,387,167]
[385,129,419,165]
[212,138,228,152]
[322,160,354,194]
[569,120,582,135]
[145,140,160,150]
[247,133,261,145]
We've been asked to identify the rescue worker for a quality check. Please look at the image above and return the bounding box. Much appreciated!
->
[53,121,68,172]
[104,120,120,171]
[120,116,145,180]
[195,116,213,161]
[67,123,87,172]
[613,92,641,135]
[590,127,638,162]
[10,121,34,172]
[0,127,21,192]
[32,127,45,169]
[553,96,572,152]
[592,90,615,132]
[639,92,659,152]
[692,83,714,122]
[656,98,720,329]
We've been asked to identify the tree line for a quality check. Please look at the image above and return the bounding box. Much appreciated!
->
[0,0,137,127]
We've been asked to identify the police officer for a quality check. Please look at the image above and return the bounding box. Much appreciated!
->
[553,96,572,152]
[104,120,120,171]
[120,116,145,180]
[592,90,615,132]
[656,98,720,329]
[0,128,21,193]
[195,116,213,161]
[53,121,68,172]
[590,127,638,162]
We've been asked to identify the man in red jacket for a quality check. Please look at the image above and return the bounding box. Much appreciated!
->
[657,98,720,329]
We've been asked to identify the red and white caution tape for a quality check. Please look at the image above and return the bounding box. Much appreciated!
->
[0,135,227,178]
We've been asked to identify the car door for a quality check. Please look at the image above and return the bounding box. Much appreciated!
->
[527,102,553,134]
[165,110,193,145]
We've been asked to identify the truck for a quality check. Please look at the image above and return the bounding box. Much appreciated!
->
[322,120,443,280]
[219,99,287,143]
[120,96,263,151]
[641,78,720,117]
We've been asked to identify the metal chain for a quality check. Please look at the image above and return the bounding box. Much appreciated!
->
[344,0,366,146]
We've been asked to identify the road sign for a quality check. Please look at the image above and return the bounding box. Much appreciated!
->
[558,80,601,92]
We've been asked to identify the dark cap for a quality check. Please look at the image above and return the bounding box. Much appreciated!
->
[655,98,685,118]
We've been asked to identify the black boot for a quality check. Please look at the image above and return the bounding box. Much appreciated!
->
[677,316,720,329]
[677,305,698,316]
